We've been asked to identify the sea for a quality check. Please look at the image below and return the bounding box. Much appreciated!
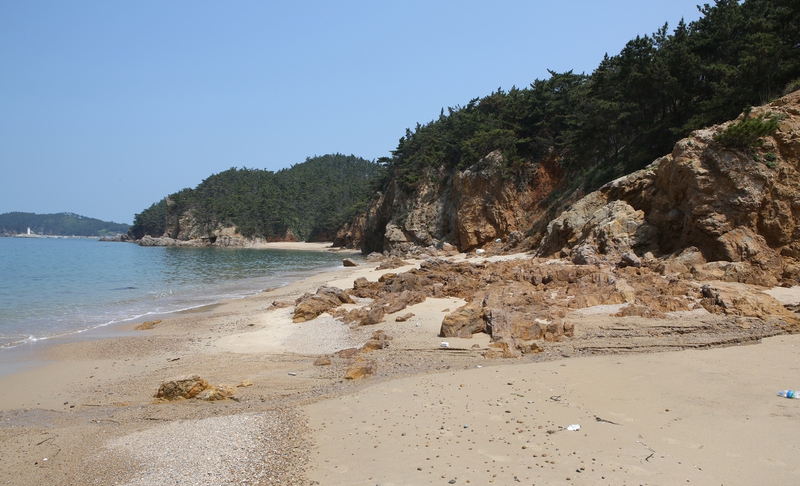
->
[0,237,353,350]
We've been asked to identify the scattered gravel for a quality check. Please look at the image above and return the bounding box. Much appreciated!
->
[281,315,369,355]
[107,408,311,485]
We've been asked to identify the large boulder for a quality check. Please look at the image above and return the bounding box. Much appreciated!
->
[538,197,658,266]
[440,302,485,338]
[383,290,427,314]
[154,376,238,402]
[700,282,799,329]
[293,286,354,322]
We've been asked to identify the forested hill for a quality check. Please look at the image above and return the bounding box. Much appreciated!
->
[0,212,130,237]
[382,0,800,193]
[131,154,382,241]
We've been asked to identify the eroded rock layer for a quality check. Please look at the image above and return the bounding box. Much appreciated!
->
[537,91,800,287]
[358,152,564,254]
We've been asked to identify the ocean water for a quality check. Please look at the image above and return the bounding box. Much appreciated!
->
[0,237,352,349]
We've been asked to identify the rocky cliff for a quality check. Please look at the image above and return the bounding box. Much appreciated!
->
[537,90,800,287]
[353,151,565,254]
[353,90,800,291]
[132,206,297,247]
[291,94,800,358]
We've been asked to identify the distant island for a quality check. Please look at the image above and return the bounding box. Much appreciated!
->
[0,212,130,237]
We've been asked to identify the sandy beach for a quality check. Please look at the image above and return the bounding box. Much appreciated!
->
[1,246,798,485]
[252,242,362,252]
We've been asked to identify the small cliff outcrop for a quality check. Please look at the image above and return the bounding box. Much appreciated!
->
[357,151,564,254]
[135,205,299,247]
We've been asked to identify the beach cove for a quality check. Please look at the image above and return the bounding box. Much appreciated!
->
[0,244,799,485]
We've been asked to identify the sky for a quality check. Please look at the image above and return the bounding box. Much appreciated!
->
[0,1,705,225]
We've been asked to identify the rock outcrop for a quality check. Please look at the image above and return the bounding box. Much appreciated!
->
[360,152,564,254]
[288,93,800,360]
[536,90,800,287]
[136,202,303,247]
[293,286,354,323]
[137,231,272,248]
[355,257,796,355]
[99,233,135,242]
[333,213,365,249]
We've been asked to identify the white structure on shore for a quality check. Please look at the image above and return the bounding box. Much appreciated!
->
[14,227,42,238]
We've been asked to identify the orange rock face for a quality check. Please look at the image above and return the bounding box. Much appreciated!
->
[535,90,800,288]
[360,151,564,254]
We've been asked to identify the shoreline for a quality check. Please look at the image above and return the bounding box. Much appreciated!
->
[0,241,358,354]
[251,241,359,252]
[1,252,799,484]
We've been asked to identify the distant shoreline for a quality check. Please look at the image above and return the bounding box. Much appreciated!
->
[3,234,102,239]
[0,238,359,353]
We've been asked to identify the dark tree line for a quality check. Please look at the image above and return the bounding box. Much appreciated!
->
[131,154,383,240]
[384,0,800,191]
[0,212,129,236]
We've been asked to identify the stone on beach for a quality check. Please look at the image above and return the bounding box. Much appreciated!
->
[333,347,360,359]
[134,319,162,330]
[195,384,236,401]
[154,375,212,400]
[293,285,354,322]
[376,256,411,270]
[268,300,294,310]
[154,375,237,402]
[343,357,377,380]
[440,303,485,338]
[360,330,392,352]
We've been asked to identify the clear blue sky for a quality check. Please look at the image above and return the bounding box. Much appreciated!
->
[0,1,704,225]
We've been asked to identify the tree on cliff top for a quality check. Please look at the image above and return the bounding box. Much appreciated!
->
[382,0,800,192]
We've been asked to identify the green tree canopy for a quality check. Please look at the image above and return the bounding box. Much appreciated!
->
[131,154,382,241]
[0,212,129,236]
[381,0,800,192]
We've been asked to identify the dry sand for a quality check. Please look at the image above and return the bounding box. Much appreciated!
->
[1,250,798,485]
[253,241,360,252]
[307,335,800,485]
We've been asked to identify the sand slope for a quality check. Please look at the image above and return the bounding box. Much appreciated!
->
[307,334,800,485]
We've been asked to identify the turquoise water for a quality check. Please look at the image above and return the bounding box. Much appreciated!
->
[0,237,351,349]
